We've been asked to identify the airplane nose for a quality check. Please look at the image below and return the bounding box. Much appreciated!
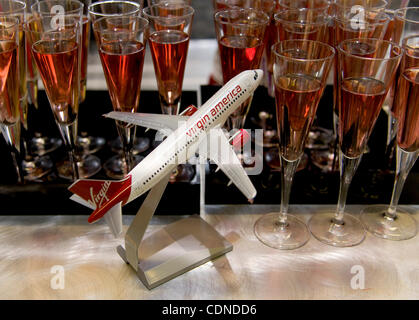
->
[251,69,263,83]
[255,69,263,80]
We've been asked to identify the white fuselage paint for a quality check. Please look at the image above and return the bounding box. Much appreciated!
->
[125,70,263,204]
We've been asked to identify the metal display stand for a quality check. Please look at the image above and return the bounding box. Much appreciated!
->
[117,173,233,290]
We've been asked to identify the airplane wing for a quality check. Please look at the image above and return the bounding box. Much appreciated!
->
[206,128,257,200]
[104,111,187,133]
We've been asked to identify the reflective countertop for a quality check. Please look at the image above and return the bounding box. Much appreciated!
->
[0,204,418,299]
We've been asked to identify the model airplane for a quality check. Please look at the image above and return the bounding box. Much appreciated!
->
[68,69,263,237]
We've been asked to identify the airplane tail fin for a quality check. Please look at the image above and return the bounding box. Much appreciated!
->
[68,176,132,237]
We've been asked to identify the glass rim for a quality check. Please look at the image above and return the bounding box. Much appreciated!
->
[31,0,84,15]
[334,0,388,10]
[274,8,330,26]
[142,3,195,19]
[278,0,330,9]
[0,0,26,14]
[402,34,419,61]
[402,34,419,48]
[88,0,141,18]
[338,38,404,62]
[24,15,80,34]
[395,7,419,25]
[92,15,149,33]
[214,8,270,26]
[0,16,20,29]
[333,11,390,26]
[272,39,336,62]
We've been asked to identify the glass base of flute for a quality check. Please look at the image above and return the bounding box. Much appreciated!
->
[76,133,106,155]
[109,136,150,155]
[254,156,310,250]
[29,134,62,156]
[57,154,101,180]
[22,155,53,181]
[308,212,366,247]
[254,213,310,250]
[103,122,143,179]
[103,155,144,180]
[360,205,417,241]
[308,150,366,247]
[360,148,418,241]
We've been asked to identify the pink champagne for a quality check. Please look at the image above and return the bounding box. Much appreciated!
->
[219,35,264,84]
[80,15,90,103]
[275,73,323,161]
[395,69,419,152]
[149,30,189,109]
[99,40,145,115]
[339,77,386,158]
[0,41,19,125]
[32,39,79,125]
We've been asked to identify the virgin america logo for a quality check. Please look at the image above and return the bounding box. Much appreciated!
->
[88,181,111,209]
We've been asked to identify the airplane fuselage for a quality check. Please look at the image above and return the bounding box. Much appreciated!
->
[124,70,262,204]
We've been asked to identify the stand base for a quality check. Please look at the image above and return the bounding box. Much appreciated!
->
[117,215,232,290]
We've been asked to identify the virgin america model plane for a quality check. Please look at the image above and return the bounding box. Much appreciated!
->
[69,70,263,236]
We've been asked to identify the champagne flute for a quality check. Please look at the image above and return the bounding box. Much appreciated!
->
[360,34,419,240]
[212,1,277,149]
[308,38,403,247]
[214,8,269,131]
[0,0,56,182]
[94,16,148,178]
[383,7,419,160]
[0,16,24,183]
[25,1,63,160]
[89,0,148,178]
[325,10,390,171]
[254,40,335,249]
[31,0,102,180]
[0,0,28,140]
[143,2,195,116]
[329,1,390,134]
[143,2,195,182]
[25,11,83,181]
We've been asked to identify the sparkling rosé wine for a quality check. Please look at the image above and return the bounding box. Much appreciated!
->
[149,30,189,109]
[0,41,19,125]
[218,35,264,84]
[80,16,90,103]
[395,69,419,152]
[32,39,79,125]
[99,40,145,116]
[275,73,323,161]
[339,77,386,158]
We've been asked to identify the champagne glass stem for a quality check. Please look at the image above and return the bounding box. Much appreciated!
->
[226,94,254,131]
[279,156,300,225]
[116,122,136,175]
[1,123,24,183]
[160,99,180,116]
[57,121,79,180]
[386,112,398,150]
[386,147,418,219]
[334,150,362,224]
[10,150,24,184]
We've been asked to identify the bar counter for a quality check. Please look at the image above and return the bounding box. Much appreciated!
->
[0,204,418,299]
